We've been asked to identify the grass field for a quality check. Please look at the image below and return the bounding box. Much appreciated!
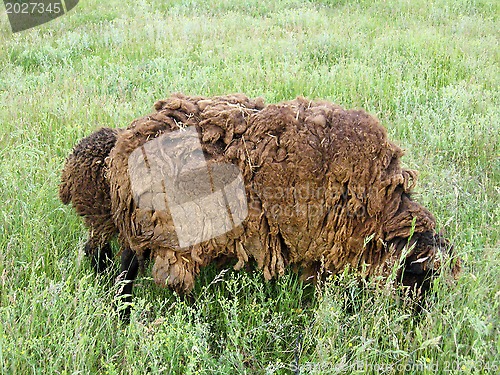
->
[0,0,499,373]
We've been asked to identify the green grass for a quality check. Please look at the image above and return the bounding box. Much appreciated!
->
[0,0,498,373]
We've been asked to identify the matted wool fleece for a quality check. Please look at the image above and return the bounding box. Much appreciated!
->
[107,93,439,293]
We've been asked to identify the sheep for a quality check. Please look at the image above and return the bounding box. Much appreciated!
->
[60,93,461,316]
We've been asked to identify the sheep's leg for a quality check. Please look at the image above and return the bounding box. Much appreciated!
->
[91,243,113,273]
[115,246,139,321]
[84,238,113,273]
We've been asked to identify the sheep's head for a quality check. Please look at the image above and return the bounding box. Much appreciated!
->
[399,231,461,294]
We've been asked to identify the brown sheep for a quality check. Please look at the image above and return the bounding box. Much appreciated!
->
[60,93,461,316]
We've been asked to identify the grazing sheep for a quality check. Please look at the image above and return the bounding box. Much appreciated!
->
[60,93,461,315]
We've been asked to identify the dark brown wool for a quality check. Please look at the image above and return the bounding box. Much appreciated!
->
[60,127,122,271]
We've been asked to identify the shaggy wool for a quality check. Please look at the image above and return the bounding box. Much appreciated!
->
[99,93,460,294]
[60,127,121,270]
